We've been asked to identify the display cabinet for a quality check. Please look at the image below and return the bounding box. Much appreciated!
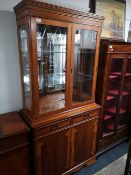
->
[96,39,131,153]
[14,0,104,174]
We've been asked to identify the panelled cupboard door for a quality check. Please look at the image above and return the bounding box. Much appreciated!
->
[0,146,30,175]
[71,118,98,167]
[36,129,70,175]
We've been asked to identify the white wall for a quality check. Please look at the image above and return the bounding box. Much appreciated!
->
[0,11,22,114]
[41,0,89,11]
[0,0,131,114]
[125,0,131,41]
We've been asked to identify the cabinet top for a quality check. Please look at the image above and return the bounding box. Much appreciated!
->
[0,112,29,139]
[100,38,131,53]
[14,0,104,21]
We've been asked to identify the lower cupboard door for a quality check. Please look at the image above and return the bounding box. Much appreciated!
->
[39,129,70,175]
[70,118,98,168]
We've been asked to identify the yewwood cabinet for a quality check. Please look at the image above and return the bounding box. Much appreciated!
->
[14,0,104,174]
[33,115,99,175]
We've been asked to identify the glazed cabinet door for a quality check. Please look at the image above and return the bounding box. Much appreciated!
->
[101,57,124,137]
[71,118,98,168]
[17,19,32,111]
[71,24,100,106]
[34,128,70,175]
[118,57,131,129]
[32,18,71,116]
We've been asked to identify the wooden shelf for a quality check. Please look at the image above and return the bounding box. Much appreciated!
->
[109,75,118,79]
[102,131,114,138]
[108,89,129,96]
[108,89,119,95]
[119,108,126,114]
[104,115,112,120]
[106,123,114,130]
[106,107,116,114]
[125,73,131,77]
[111,72,131,77]
[107,95,115,101]
[122,91,129,96]
[111,72,121,76]
[106,107,126,114]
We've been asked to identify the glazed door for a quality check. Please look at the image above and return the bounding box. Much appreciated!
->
[101,55,131,138]
[34,18,71,115]
[118,57,131,129]
[18,19,32,110]
[70,24,100,107]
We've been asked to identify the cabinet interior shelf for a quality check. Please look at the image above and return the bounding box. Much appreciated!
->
[108,89,129,96]
[111,72,131,77]
[106,123,114,130]
[109,75,118,79]
[104,115,113,120]
[107,95,115,101]
[102,131,114,138]
[106,107,126,114]
[108,89,119,95]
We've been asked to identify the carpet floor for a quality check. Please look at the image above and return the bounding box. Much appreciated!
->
[94,154,127,175]
[73,141,128,175]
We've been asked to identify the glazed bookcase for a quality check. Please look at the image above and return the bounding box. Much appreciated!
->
[96,39,131,153]
[14,0,104,174]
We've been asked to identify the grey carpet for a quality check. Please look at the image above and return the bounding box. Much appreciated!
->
[94,154,127,175]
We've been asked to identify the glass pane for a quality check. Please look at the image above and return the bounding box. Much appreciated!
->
[37,24,67,114]
[72,29,97,104]
[19,26,31,109]
[118,58,131,128]
[102,58,123,137]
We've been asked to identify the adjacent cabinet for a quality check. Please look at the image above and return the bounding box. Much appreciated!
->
[96,39,131,153]
[14,0,104,174]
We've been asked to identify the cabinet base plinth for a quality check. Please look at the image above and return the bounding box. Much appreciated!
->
[62,156,96,175]
[97,127,128,154]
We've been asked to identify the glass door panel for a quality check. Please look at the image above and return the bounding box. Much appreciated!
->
[102,58,123,137]
[19,26,31,109]
[36,24,67,114]
[118,58,131,128]
[72,29,97,104]
[125,58,131,91]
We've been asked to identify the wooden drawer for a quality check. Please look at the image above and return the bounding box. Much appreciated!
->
[0,112,30,155]
[35,118,72,137]
[35,109,100,138]
[0,133,29,155]
[73,109,100,124]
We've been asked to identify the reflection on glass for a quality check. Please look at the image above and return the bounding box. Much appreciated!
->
[37,24,67,113]
[73,29,97,103]
[19,26,31,109]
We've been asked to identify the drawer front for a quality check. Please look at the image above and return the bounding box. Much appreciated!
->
[35,119,72,137]
[0,133,29,155]
[73,109,100,124]
[35,109,100,138]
